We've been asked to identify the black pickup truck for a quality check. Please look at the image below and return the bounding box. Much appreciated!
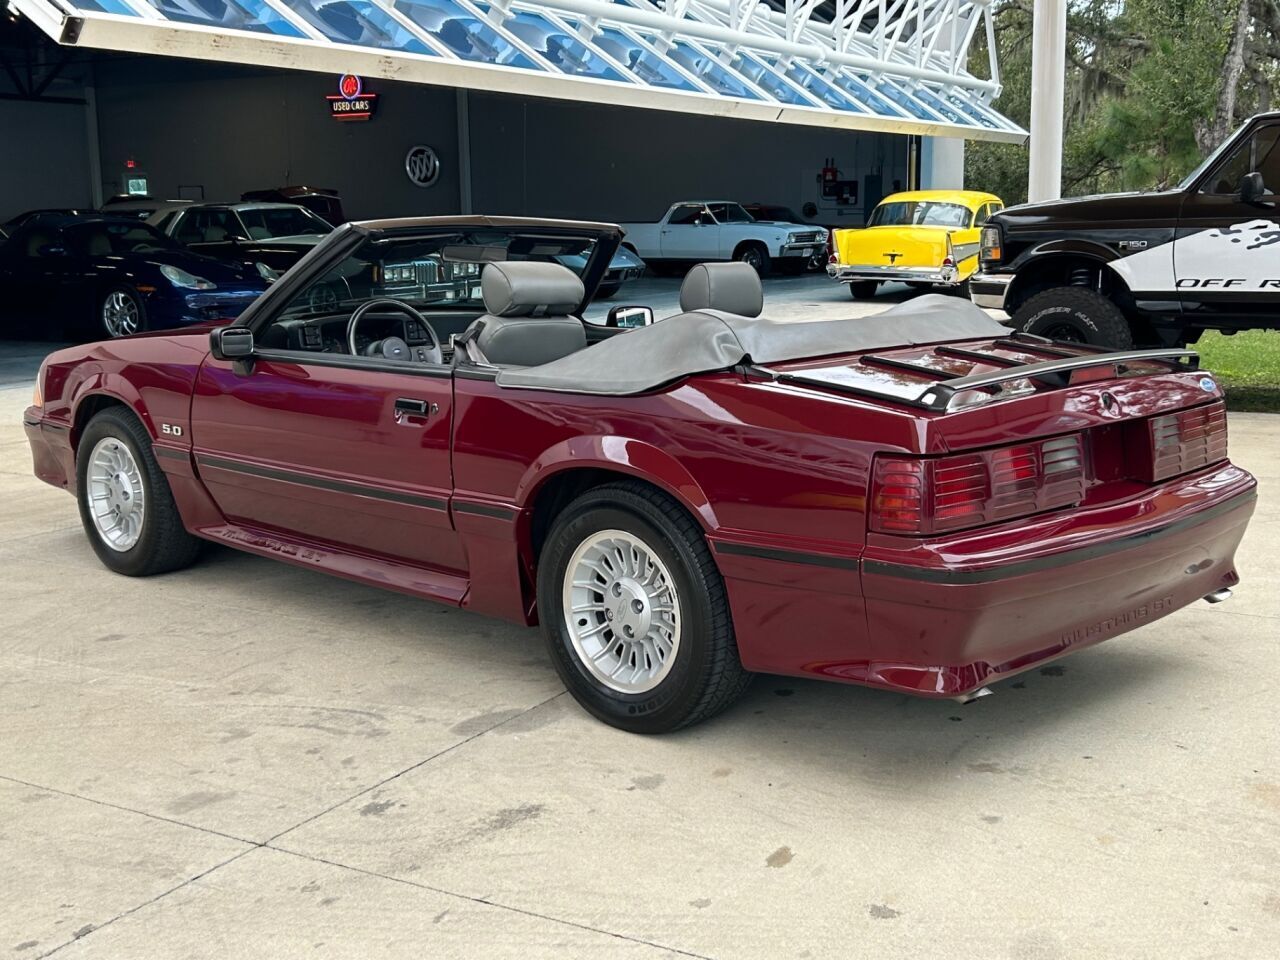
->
[971,111,1280,348]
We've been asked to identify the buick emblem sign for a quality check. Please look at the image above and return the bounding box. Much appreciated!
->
[405,145,440,188]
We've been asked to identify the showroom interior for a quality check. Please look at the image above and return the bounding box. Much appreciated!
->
[0,0,1021,227]
[9,3,1276,960]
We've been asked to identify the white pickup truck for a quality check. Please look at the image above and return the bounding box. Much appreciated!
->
[619,201,827,276]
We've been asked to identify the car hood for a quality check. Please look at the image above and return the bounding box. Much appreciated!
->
[140,249,261,283]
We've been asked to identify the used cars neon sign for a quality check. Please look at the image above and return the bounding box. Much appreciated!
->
[327,74,378,122]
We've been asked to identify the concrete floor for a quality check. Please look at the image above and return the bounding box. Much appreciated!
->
[2,275,1278,959]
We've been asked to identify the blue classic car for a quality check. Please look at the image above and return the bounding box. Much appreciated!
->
[0,215,270,339]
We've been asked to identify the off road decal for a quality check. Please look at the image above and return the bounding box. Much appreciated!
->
[1109,219,1280,291]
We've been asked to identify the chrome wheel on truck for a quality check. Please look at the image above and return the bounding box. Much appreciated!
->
[563,529,681,695]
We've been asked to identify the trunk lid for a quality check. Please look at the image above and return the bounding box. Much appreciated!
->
[766,334,1226,509]
[834,225,951,266]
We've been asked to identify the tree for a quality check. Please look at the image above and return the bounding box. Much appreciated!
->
[965,0,1279,201]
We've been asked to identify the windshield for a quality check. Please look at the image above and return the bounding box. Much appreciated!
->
[869,201,971,228]
[706,202,754,223]
[66,221,176,255]
[237,206,333,239]
[279,229,600,318]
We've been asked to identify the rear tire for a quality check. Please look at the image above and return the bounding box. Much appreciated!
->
[1012,286,1134,348]
[849,280,879,299]
[76,407,203,577]
[537,482,752,733]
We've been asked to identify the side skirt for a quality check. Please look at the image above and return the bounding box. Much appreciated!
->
[192,521,469,607]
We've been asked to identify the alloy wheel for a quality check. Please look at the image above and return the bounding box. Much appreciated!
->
[562,529,681,694]
[102,290,141,338]
[86,436,146,552]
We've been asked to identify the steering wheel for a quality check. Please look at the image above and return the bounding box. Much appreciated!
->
[346,298,443,364]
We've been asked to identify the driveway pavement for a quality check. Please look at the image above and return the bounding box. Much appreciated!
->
[1,277,1277,959]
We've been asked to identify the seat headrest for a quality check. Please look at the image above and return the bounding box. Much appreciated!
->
[481,261,585,318]
[679,262,763,317]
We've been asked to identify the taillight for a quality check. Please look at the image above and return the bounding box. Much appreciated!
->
[827,228,837,264]
[1145,402,1228,482]
[870,434,1086,535]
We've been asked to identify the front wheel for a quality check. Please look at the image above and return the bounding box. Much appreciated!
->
[736,244,771,277]
[76,407,203,577]
[1012,286,1134,348]
[100,286,146,339]
[849,280,879,299]
[537,482,752,733]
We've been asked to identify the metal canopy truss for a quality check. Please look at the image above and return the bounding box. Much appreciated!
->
[7,0,1026,142]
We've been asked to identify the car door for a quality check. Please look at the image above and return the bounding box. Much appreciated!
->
[188,243,464,575]
[1176,120,1280,323]
[661,204,717,259]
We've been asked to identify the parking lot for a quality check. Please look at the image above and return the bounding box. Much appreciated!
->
[2,274,1278,959]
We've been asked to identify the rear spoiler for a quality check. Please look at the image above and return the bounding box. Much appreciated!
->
[755,332,1201,412]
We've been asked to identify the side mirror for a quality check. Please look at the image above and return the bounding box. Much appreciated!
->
[210,326,254,360]
[1238,171,1267,204]
[607,305,655,329]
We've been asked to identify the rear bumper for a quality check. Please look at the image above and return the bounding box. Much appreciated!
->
[716,462,1257,697]
[826,263,959,285]
[969,271,1014,310]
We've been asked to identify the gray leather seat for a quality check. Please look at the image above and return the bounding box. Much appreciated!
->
[470,261,588,367]
[678,262,764,317]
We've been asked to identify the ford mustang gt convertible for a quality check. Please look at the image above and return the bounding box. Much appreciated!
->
[24,216,1257,733]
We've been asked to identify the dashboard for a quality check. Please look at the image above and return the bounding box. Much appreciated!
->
[270,310,475,362]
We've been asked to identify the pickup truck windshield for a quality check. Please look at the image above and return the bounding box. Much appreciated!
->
[706,202,755,223]
[870,201,971,228]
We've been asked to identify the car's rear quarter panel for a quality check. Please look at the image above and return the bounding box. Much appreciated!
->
[451,373,899,668]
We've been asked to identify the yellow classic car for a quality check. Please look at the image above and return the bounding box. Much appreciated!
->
[827,189,1004,299]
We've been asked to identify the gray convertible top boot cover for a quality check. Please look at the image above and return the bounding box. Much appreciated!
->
[494,294,1008,396]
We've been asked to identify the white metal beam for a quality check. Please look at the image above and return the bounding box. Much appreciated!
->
[1028,0,1066,200]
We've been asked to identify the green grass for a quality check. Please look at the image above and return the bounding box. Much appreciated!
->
[1194,330,1280,413]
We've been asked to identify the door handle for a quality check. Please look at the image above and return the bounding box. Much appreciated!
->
[394,397,431,416]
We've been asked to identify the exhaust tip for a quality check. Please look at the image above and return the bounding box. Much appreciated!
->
[953,686,993,705]
[1203,588,1233,604]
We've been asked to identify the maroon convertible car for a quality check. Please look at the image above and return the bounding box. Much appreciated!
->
[25,216,1256,732]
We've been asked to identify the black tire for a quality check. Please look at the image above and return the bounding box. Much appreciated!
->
[594,283,621,301]
[736,243,771,277]
[76,407,203,577]
[1012,286,1134,348]
[849,280,879,299]
[537,482,752,733]
[99,285,147,339]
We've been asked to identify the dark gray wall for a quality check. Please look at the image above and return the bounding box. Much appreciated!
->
[30,56,909,226]
[93,59,462,220]
[0,99,94,220]
[468,93,909,225]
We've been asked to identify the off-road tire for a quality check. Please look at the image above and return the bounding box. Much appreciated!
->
[76,407,203,577]
[537,481,753,733]
[1012,286,1134,348]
